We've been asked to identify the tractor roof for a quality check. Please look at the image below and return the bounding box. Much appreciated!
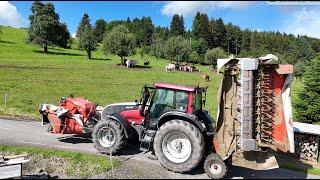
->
[153,82,195,92]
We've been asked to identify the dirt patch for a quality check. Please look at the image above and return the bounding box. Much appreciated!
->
[93,158,171,179]
[109,64,152,71]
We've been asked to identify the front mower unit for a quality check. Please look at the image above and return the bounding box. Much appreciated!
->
[39,97,98,134]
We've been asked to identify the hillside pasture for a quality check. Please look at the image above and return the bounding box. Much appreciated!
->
[0,26,221,120]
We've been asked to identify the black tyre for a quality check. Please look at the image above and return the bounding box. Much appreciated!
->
[92,119,127,154]
[204,153,227,179]
[153,120,205,173]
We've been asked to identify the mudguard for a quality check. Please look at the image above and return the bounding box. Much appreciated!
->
[105,113,135,138]
[157,110,207,133]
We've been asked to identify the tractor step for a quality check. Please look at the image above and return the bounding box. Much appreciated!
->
[139,130,156,152]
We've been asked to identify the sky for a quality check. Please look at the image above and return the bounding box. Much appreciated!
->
[1,1,320,38]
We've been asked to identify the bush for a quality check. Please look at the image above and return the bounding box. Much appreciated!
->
[204,48,227,67]
[294,56,320,124]
[164,36,191,63]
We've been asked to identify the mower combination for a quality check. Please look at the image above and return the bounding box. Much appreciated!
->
[39,54,295,179]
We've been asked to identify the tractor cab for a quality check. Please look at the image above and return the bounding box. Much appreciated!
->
[138,83,208,128]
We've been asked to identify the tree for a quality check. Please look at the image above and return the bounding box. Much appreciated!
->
[294,56,320,124]
[150,36,165,60]
[204,48,227,68]
[241,29,251,52]
[78,27,97,59]
[56,22,70,48]
[140,47,145,60]
[189,51,201,64]
[76,14,97,59]
[76,13,91,38]
[103,25,136,65]
[127,16,153,46]
[312,40,320,53]
[296,37,316,62]
[250,31,257,50]
[164,36,191,63]
[192,12,212,48]
[154,26,170,41]
[210,18,226,49]
[27,1,69,53]
[170,14,185,36]
[93,19,107,42]
[191,38,208,62]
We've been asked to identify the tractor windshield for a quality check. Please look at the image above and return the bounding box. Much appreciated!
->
[146,88,189,126]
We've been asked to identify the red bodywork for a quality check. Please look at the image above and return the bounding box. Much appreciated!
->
[120,110,144,125]
[154,82,195,92]
[46,97,96,134]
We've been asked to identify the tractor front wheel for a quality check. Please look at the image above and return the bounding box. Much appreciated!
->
[204,153,227,179]
[153,120,205,173]
[92,119,127,155]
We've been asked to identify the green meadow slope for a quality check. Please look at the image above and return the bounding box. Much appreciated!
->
[0,26,303,120]
[0,26,221,119]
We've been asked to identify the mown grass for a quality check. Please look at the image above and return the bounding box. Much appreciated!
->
[0,145,118,178]
[0,26,220,120]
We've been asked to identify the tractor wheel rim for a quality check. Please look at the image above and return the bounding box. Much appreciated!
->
[162,132,192,164]
[209,162,222,175]
[98,127,116,148]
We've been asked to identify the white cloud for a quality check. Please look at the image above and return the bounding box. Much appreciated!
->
[71,32,76,38]
[161,1,256,17]
[282,7,320,38]
[0,1,24,28]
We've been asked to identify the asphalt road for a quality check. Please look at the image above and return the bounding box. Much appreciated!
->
[1,118,320,179]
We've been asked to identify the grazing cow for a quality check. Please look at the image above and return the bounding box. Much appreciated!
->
[144,60,150,66]
[165,63,175,72]
[126,59,136,68]
[175,64,180,70]
[201,73,210,81]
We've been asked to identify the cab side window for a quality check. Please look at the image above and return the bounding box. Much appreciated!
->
[175,91,188,112]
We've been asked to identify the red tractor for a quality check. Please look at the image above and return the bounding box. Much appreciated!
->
[91,54,295,179]
[92,82,214,173]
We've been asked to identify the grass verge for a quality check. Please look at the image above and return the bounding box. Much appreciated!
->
[0,145,119,178]
[276,152,320,176]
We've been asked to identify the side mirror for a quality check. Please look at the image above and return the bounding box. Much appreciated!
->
[135,99,138,104]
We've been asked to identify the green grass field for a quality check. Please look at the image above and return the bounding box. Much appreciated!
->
[0,26,221,120]
[0,26,304,120]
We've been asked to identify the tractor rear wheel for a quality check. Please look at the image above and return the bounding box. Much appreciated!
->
[204,153,227,179]
[92,119,127,154]
[153,120,205,173]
